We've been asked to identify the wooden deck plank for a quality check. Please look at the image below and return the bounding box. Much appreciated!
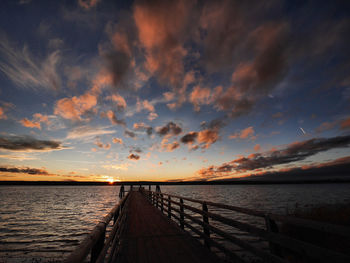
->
[115,191,220,263]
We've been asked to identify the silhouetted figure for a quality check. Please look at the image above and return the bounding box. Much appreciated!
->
[119,185,125,198]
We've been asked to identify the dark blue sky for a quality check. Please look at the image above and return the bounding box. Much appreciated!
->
[0,0,349,182]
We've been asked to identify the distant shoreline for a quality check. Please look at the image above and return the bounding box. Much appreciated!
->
[1,179,350,186]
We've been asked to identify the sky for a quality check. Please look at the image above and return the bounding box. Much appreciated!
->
[0,0,349,182]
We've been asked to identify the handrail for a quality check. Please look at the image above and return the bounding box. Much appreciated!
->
[64,192,129,263]
[144,190,350,263]
[156,191,350,238]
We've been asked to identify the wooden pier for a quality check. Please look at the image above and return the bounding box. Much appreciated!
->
[115,191,218,262]
[64,185,350,263]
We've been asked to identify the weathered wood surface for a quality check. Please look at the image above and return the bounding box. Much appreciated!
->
[115,191,220,263]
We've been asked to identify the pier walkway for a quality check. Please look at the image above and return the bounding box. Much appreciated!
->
[64,185,350,263]
[115,191,218,263]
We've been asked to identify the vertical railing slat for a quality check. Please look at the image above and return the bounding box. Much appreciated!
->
[168,196,171,218]
[265,214,282,257]
[180,198,184,229]
[161,194,164,213]
[202,203,211,249]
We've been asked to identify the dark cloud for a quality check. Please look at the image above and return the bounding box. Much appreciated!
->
[198,135,350,178]
[94,139,111,150]
[200,156,350,181]
[202,118,227,130]
[0,135,63,151]
[104,111,126,126]
[0,166,49,175]
[133,122,153,136]
[128,153,140,160]
[181,132,198,144]
[124,129,136,138]
[130,146,142,153]
[180,118,224,149]
[102,12,137,89]
[157,122,182,137]
[234,135,350,171]
[105,50,131,87]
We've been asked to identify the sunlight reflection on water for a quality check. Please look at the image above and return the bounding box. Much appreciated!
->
[0,184,349,262]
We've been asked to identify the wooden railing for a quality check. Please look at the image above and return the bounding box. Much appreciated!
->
[144,190,350,263]
[64,192,130,263]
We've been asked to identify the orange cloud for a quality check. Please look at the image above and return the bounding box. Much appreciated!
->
[33,113,50,124]
[78,0,100,9]
[163,92,175,102]
[105,110,126,126]
[112,137,123,144]
[272,112,283,118]
[0,107,7,120]
[111,31,132,57]
[160,138,180,152]
[133,0,194,86]
[315,121,337,133]
[340,117,350,129]
[197,129,219,149]
[148,112,158,121]
[54,91,97,121]
[189,85,211,111]
[142,100,155,112]
[254,144,261,152]
[19,113,51,130]
[229,126,256,140]
[19,118,41,129]
[106,94,127,111]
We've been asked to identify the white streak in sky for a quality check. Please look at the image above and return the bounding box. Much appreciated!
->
[300,127,306,135]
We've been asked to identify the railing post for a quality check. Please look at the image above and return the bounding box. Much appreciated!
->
[168,196,171,218]
[156,192,159,208]
[180,198,184,229]
[119,185,124,199]
[161,194,164,213]
[265,214,282,257]
[202,202,210,249]
[90,224,106,263]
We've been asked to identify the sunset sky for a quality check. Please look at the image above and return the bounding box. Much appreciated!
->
[0,0,349,182]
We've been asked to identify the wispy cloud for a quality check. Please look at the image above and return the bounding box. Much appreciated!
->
[0,154,38,161]
[0,33,61,91]
[103,163,129,170]
[66,125,116,140]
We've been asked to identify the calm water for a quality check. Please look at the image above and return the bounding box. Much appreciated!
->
[1,184,349,262]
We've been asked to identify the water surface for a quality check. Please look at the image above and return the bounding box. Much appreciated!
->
[1,184,349,262]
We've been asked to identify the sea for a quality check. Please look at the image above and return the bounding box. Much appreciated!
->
[0,183,349,262]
